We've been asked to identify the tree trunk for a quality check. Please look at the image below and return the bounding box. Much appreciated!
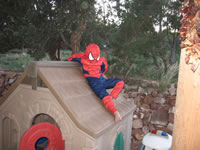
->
[70,12,88,54]
[57,47,60,60]
[47,36,63,61]
[60,32,69,46]
[48,46,57,60]
[169,32,178,65]
[169,46,176,65]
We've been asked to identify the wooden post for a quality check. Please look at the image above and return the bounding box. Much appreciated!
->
[26,62,38,90]
[172,48,200,149]
[172,0,200,149]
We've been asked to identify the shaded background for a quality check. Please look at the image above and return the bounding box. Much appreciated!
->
[0,0,183,91]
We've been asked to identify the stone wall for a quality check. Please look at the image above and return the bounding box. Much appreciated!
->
[124,81,176,150]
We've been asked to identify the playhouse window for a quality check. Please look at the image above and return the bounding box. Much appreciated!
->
[35,137,49,150]
[32,113,60,129]
[2,117,18,150]
[114,132,124,150]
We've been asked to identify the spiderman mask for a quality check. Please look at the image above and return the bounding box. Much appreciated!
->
[84,44,100,64]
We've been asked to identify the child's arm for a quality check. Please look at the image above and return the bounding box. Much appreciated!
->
[67,53,84,63]
[100,57,108,75]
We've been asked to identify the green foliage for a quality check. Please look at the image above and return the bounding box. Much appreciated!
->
[159,63,179,92]
[110,0,181,83]
[81,21,118,51]
[0,0,96,58]
[0,49,73,71]
[0,0,182,87]
[0,51,34,71]
[107,51,179,91]
[0,0,38,53]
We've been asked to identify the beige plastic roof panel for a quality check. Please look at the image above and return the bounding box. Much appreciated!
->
[36,61,134,138]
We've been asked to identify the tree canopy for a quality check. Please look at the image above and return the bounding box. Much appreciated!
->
[110,0,182,78]
[0,0,183,82]
[0,0,96,59]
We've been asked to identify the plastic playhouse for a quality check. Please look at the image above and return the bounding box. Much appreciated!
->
[0,61,135,150]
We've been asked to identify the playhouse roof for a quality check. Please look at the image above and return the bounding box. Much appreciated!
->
[0,61,135,138]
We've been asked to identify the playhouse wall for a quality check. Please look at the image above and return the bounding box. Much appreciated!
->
[96,113,133,150]
[0,84,97,150]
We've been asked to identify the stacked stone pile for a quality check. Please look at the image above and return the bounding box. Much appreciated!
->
[125,80,177,150]
[0,71,21,98]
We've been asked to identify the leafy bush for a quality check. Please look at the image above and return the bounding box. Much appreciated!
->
[106,51,179,91]
[159,62,179,92]
[0,52,34,71]
[0,49,72,71]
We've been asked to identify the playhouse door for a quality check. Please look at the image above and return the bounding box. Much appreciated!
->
[114,132,124,150]
[19,122,65,150]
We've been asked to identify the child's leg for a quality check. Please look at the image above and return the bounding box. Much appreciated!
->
[102,96,121,122]
[87,77,121,121]
[102,96,117,114]
[110,80,124,99]
[105,78,124,99]
[95,89,122,122]
[114,111,122,122]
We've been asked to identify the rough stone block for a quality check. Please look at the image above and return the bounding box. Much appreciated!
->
[151,110,169,126]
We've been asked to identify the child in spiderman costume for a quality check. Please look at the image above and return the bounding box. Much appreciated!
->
[67,43,124,122]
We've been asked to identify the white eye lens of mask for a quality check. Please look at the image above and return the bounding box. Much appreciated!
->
[97,56,100,61]
[89,52,94,60]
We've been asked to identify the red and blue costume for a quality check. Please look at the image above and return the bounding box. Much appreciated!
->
[67,44,124,114]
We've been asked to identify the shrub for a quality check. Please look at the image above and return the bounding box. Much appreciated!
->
[159,62,179,92]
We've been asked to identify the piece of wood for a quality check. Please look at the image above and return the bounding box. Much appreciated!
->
[26,62,37,78]
[26,62,38,90]
[36,61,80,68]
[172,48,200,150]
[31,77,37,90]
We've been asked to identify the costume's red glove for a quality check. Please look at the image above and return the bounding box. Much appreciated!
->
[102,96,117,114]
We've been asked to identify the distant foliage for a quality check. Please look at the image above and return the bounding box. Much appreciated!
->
[110,0,182,82]
[0,0,183,84]
[0,0,96,59]
[159,63,179,92]
[0,52,34,71]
